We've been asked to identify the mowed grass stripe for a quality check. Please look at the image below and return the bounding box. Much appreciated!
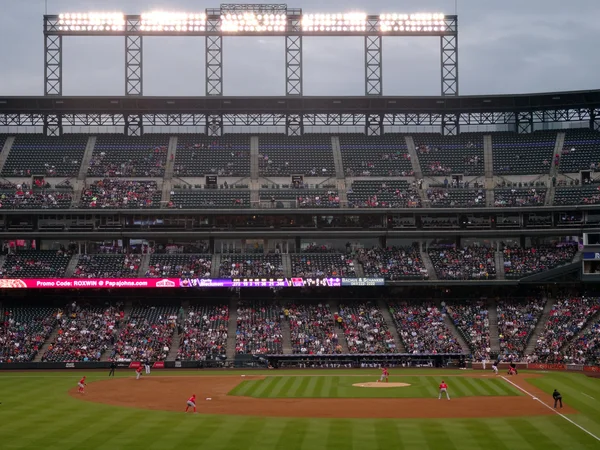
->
[505,418,562,450]
[326,419,353,450]
[275,418,309,450]
[317,374,333,398]
[270,376,297,398]
[303,376,321,397]
[220,417,268,450]
[288,376,312,397]
[459,419,511,450]
[421,420,459,450]
[459,377,489,396]
[374,420,405,450]
[251,377,281,397]
[229,379,257,396]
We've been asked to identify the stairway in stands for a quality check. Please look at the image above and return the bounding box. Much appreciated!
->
[281,253,292,277]
[404,136,423,179]
[441,307,471,354]
[545,132,565,206]
[166,301,187,362]
[377,299,405,352]
[353,259,364,277]
[331,136,345,179]
[138,253,151,277]
[164,136,178,180]
[487,303,501,354]
[328,299,349,353]
[34,324,60,362]
[211,254,222,278]
[494,250,506,280]
[226,296,239,360]
[421,249,438,280]
[78,136,96,180]
[483,135,495,206]
[250,136,259,180]
[281,319,293,355]
[0,136,16,173]
[64,254,81,277]
[524,297,556,356]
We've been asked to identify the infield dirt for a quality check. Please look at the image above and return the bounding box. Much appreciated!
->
[71,373,576,419]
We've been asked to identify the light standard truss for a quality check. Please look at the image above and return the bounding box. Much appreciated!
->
[43,8,458,101]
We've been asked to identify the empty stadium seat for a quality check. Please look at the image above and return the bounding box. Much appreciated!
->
[492,131,556,175]
[174,134,251,177]
[258,134,335,177]
[559,129,600,173]
[413,133,484,176]
[0,250,72,278]
[169,189,250,209]
[348,180,421,208]
[339,134,413,176]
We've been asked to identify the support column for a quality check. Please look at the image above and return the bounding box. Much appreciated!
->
[440,16,458,96]
[365,36,382,96]
[286,114,303,136]
[516,111,533,134]
[591,108,600,132]
[285,36,302,96]
[125,114,143,137]
[206,114,223,137]
[365,114,383,136]
[125,36,143,96]
[441,113,459,136]
[43,114,62,137]
[206,33,223,96]
[44,35,62,96]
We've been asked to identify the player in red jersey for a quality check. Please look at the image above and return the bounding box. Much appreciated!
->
[185,394,197,413]
[136,365,143,380]
[438,380,450,400]
[377,367,389,383]
[78,376,87,394]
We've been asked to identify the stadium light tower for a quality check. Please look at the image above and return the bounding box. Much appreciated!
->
[43,5,459,99]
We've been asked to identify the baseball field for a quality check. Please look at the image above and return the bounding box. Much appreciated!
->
[0,369,599,449]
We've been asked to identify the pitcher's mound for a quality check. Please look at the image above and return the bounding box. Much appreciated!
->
[353,382,411,388]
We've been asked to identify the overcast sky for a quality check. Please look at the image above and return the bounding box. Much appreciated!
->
[0,0,597,97]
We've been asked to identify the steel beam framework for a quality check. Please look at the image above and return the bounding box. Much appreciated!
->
[44,35,62,96]
[43,9,459,102]
[3,108,597,136]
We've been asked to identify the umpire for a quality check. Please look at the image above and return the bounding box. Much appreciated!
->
[553,389,563,408]
[109,361,116,377]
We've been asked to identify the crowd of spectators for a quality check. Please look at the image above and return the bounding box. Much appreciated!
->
[444,301,490,360]
[235,300,282,354]
[291,254,356,278]
[425,188,485,208]
[356,246,428,280]
[72,254,141,278]
[42,304,122,362]
[428,246,496,280]
[337,302,396,353]
[177,305,228,360]
[562,318,600,365]
[532,296,600,363]
[146,255,212,279]
[88,147,166,177]
[496,298,546,361]
[80,180,160,208]
[219,256,284,278]
[494,189,546,207]
[0,183,73,209]
[285,303,342,354]
[502,243,578,278]
[389,301,463,354]
[297,192,340,208]
[111,306,177,362]
[0,250,72,279]
[0,308,56,363]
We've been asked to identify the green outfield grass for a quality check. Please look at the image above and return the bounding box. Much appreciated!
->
[0,369,599,450]
[228,375,523,398]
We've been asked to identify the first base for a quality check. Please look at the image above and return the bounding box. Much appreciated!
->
[206,398,212,401]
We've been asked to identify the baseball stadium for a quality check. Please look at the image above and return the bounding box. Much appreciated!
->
[0,1,600,449]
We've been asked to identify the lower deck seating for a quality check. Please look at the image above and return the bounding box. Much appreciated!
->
[0,307,56,363]
[357,246,428,280]
[337,302,396,353]
[494,188,546,207]
[147,254,213,278]
[236,300,283,354]
[178,304,229,360]
[111,306,177,362]
[348,180,421,208]
[73,254,141,278]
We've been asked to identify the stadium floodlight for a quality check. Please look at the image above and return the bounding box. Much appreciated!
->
[220,12,287,33]
[379,13,446,32]
[57,12,125,32]
[140,11,206,32]
[301,13,367,32]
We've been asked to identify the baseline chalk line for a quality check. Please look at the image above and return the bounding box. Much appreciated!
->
[581,393,595,400]
[501,376,600,443]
